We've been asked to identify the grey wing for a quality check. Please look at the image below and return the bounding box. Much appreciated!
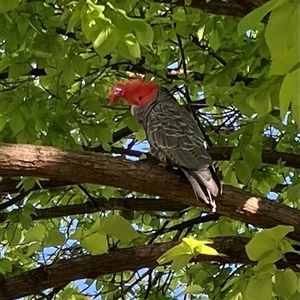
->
[146,100,211,170]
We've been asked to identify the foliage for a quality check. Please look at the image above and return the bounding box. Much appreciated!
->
[0,0,299,299]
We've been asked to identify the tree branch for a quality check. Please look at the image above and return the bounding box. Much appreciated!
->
[0,198,187,222]
[0,144,299,241]
[90,144,300,170]
[209,147,300,169]
[1,236,298,300]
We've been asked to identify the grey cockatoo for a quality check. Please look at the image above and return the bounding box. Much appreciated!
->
[110,79,222,211]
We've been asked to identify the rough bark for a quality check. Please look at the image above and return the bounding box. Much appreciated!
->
[0,143,299,241]
[1,236,298,300]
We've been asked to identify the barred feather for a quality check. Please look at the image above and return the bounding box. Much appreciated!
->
[131,87,222,211]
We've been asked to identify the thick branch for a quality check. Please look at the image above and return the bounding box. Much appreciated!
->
[1,236,298,300]
[0,143,299,241]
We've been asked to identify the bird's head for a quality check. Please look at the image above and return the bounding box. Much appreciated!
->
[110,79,158,107]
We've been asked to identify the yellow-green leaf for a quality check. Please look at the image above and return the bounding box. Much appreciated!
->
[24,224,46,243]
[279,68,300,128]
[81,232,108,255]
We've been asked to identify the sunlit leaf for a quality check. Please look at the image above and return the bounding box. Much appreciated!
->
[246,274,272,300]
[182,284,203,295]
[279,68,300,128]
[24,224,46,243]
[100,215,140,243]
[81,232,108,255]
[44,229,66,246]
[238,0,276,35]
[274,268,298,299]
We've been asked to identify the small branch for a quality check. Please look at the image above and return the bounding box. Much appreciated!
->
[0,191,31,210]
[0,198,187,222]
[148,213,219,243]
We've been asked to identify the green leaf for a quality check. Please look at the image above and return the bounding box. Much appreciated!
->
[266,1,300,75]
[86,0,106,15]
[242,145,262,169]
[170,254,192,271]
[143,213,152,225]
[223,168,239,188]
[95,28,118,57]
[246,225,294,263]
[101,142,111,152]
[253,262,276,275]
[0,0,18,12]
[134,21,154,46]
[246,274,272,300]
[182,237,220,256]
[100,215,139,243]
[0,114,8,131]
[274,269,298,299]
[158,238,221,272]
[221,276,242,291]
[287,183,300,203]
[128,41,141,58]
[98,127,112,143]
[238,0,276,35]
[249,93,271,117]
[24,224,46,243]
[0,258,13,275]
[157,242,192,271]
[6,223,22,247]
[67,1,84,32]
[172,7,186,22]
[266,225,294,241]
[279,68,300,128]
[63,63,75,86]
[81,232,108,255]
[18,18,29,36]
[22,178,36,191]
[73,56,87,77]
[44,229,66,246]
[182,284,203,295]
[27,242,42,257]
[258,249,283,265]
[101,186,115,199]
[94,28,111,48]
[235,160,251,184]
[157,242,192,264]
[19,212,32,230]
[246,232,276,261]
[10,110,27,135]
[8,63,30,79]
[125,116,141,132]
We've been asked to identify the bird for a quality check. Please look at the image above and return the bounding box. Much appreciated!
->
[110,79,222,211]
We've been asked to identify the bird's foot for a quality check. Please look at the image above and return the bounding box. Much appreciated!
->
[158,162,170,168]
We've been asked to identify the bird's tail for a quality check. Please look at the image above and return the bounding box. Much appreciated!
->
[180,165,222,212]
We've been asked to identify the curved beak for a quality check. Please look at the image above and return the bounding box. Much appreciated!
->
[110,86,124,105]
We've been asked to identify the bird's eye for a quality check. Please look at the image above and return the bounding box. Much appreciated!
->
[138,96,143,101]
